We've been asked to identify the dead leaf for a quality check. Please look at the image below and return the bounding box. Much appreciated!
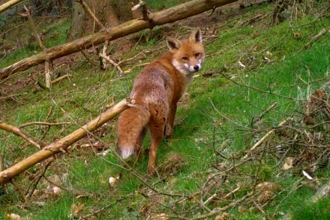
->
[71,202,84,218]
[256,182,280,192]
[6,213,21,220]
[149,213,169,220]
[214,212,229,220]
[238,206,248,213]
[283,157,294,170]
[257,189,274,204]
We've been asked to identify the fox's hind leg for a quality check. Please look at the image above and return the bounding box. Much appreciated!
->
[147,103,168,175]
[136,127,147,157]
[165,103,177,139]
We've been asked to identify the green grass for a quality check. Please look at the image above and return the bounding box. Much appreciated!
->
[1,1,330,220]
[145,0,186,10]
[0,18,70,68]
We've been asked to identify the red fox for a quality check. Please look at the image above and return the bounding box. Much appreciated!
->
[117,29,205,175]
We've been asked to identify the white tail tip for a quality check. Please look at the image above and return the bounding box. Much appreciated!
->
[120,148,134,159]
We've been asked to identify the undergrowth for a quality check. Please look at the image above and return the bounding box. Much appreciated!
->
[1,1,330,220]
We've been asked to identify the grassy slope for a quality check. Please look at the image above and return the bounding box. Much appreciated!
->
[1,2,330,220]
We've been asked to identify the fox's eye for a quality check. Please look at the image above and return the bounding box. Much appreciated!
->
[195,53,200,57]
[182,56,189,61]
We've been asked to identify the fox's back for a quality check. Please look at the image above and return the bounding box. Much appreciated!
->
[130,52,179,105]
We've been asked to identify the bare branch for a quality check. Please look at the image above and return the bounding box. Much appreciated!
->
[0,98,133,185]
[0,121,44,149]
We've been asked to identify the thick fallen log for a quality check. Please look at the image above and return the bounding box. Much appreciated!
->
[0,99,133,185]
[0,0,237,80]
[0,0,23,14]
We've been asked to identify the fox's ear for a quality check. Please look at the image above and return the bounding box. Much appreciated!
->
[166,37,182,51]
[189,29,202,43]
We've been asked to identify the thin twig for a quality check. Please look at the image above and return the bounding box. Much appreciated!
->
[10,180,27,202]
[243,117,292,159]
[26,159,54,199]
[209,98,250,130]
[190,192,253,220]
[20,121,71,128]
[252,102,278,126]
[99,53,124,75]
[220,72,303,101]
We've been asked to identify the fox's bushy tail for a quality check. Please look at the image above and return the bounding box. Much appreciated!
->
[117,105,150,159]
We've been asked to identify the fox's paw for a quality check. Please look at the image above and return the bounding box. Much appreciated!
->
[164,123,173,139]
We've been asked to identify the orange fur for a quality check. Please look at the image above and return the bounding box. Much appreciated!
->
[117,29,205,175]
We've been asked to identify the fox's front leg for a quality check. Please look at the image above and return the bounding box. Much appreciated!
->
[165,103,177,139]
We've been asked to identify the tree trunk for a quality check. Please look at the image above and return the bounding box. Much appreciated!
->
[67,0,137,41]
[0,0,238,80]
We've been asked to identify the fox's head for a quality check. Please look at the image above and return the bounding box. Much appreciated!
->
[167,29,205,76]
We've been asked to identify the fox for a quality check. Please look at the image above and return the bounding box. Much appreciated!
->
[117,29,205,175]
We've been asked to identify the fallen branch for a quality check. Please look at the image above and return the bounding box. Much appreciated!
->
[304,28,329,48]
[0,98,133,185]
[0,0,23,13]
[51,73,71,84]
[0,121,45,149]
[0,0,238,80]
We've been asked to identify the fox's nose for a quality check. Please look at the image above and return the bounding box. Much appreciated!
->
[194,65,200,71]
